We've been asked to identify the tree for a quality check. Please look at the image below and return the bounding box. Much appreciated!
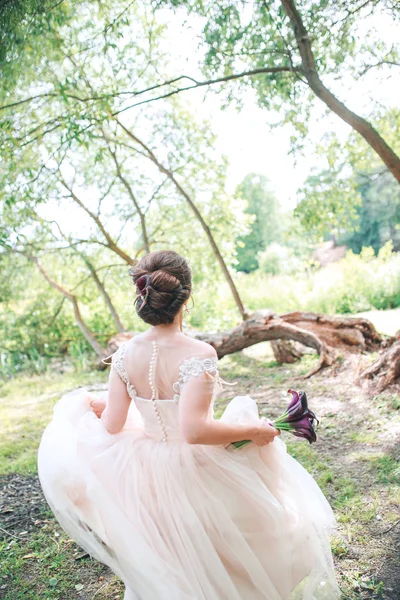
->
[4,1,400,181]
[149,0,400,183]
[0,0,252,368]
[234,174,282,272]
[0,0,70,94]
[0,0,395,384]
[295,108,400,246]
[341,171,400,254]
[0,0,249,320]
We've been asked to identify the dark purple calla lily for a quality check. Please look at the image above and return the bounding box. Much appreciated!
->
[231,388,320,449]
[299,391,308,413]
[287,389,300,411]
[273,390,319,444]
[292,424,317,443]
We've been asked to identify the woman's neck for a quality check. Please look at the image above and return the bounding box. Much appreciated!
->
[150,322,182,336]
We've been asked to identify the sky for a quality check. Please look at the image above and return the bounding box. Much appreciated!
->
[44,2,399,236]
[156,6,399,209]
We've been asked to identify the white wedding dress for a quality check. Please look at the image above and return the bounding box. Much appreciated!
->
[38,337,341,600]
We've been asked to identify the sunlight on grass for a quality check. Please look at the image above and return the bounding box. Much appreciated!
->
[219,351,288,383]
[1,350,398,600]
[0,370,108,476]
[336,494,378,525]
[348,431,379,445]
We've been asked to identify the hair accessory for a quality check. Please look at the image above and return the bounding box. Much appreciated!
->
[136,274,151,311]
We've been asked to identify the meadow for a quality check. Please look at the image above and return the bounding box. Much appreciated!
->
[1,333,399,599]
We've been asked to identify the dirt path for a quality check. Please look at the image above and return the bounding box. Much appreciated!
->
[1,353,399,599]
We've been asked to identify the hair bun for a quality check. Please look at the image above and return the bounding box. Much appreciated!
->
[150,269,181,292]
[129,250,192,326]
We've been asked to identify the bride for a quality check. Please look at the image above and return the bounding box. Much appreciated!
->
[38,249,341,600]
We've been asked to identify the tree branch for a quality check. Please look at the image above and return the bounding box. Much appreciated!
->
[280,0,400,184]
[115,118,248,320]
[359,60,400,77]
[15,249,106,358]
[100,130,151,253]
[112,67,297,115]
[58,176,134,265]
[1,66,297,116]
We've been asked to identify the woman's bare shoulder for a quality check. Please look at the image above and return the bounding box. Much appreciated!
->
[125,332,147,347]
[180,335,217,359]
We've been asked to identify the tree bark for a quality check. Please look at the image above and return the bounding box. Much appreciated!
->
[104,310,385,378]
[115,118,248,320]
[279,311,382,352]
[360,330,400,391]
[193,310,335,377]
[280,0,400,184]
[26,254,107,358]
[82,256,126,333]
[270,339,305,363]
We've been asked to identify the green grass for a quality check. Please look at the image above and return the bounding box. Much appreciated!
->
[369,455,400,485]
[0,370,108,476]
[1,355,398,599]
[348,431,378,444]
[0,517,120,600]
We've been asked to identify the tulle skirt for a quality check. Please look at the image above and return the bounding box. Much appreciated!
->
[38,391,341,600]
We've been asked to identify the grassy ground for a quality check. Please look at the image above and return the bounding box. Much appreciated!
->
[0,349,399,599]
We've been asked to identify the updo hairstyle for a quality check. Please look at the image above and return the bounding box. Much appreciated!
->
[129,250,192,326]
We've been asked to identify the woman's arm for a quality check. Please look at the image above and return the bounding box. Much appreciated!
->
[179,371,279,446]
[101,367,131,434]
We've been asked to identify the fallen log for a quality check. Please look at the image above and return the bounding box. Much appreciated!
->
[279,312,382,352]
[270,340,306,364]
[104,310,385,379]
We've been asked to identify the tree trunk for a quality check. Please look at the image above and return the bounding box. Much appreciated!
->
[82,256,126,333]
[280,0,400,184]
[279,311,383,352]
[115,118,248,320]
[114,167,151,254]
[270,339,305,363]
[104,310,385,379]
[360,330,400,391]
[28,254,107,359]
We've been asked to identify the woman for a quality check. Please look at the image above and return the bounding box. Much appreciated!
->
[38,250,341,600]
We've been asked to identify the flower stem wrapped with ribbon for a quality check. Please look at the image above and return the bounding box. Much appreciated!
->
[232,389,319,449]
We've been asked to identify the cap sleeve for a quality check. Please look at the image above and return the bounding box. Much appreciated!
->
[110,343,129,384]
[102,343,136,400]
[173,355,227,403]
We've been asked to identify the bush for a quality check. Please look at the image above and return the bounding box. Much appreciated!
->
[257,243,302,276]
[2,243,399,378]
[242,242,400,316]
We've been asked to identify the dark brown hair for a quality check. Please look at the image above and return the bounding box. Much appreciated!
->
[129,250,192,326]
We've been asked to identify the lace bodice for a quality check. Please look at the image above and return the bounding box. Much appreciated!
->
[110,341,221,442]
[172,356,219,403]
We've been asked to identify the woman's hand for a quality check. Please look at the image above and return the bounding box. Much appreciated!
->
[250,420,280,446]
[89,396,107,419]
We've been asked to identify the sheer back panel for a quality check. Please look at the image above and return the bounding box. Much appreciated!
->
[123,336,216,401]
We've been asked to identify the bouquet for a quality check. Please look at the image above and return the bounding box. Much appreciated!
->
[232,389,319,449]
